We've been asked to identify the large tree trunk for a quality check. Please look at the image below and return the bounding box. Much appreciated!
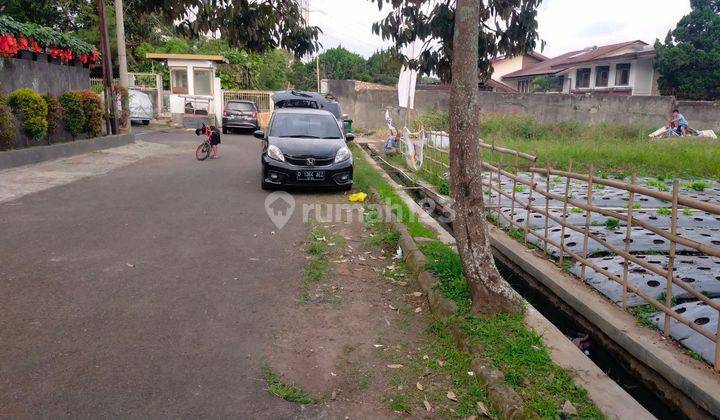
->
[448,0,523,316]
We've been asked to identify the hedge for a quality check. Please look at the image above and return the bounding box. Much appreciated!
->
[43,94,63,142]
[8,88,48,141]
[79,90,103,137]
[59,91,85,138]
[0,93,15,150]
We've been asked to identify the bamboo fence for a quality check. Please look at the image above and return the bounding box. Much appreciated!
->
[405,130,720,371]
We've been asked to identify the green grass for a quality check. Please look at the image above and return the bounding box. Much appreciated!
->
[413,112,720,178]
[604,218,620,230]
[684,180,709,191]
[351,143,437,239]
[300,225,331,302]
[646,179,669,192]
[683,208,693,216]
[263,366,322,404]
[419,240,603,418]
[630,305,657,328]
[657,207,672,216]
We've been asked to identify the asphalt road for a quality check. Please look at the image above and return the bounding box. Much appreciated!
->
[0,129,327,418]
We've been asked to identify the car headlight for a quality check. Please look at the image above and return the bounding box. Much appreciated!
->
[267,145,285,162]
[335,146,351,163]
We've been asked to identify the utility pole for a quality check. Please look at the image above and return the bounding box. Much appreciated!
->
[114,0,129,89]
[316,55,320,92]
[97,0,117,134]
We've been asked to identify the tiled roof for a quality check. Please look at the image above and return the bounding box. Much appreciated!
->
[502,40,651,80]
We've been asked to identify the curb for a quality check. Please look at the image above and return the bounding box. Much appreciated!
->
[0,133,135,170]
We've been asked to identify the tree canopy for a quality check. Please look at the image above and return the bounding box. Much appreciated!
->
[655,0,720,100]
[288,46,403,91]
[368,0,542,82]
[1,0,320,57]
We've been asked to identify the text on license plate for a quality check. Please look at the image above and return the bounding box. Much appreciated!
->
[297,170,325,180]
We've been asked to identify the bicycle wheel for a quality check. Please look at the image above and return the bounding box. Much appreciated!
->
[196,143,211,161]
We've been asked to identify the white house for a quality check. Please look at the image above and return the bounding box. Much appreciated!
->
[146,53,228,125]
[501,41,659,96]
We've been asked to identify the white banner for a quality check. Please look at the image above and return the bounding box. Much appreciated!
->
[398,39,422,110]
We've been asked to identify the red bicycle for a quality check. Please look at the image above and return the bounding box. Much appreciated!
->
[195,124,219,161]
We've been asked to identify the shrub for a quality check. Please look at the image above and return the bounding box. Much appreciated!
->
[78,90,103,137]
[7,88,48,141]
[0,93,15,150]
[59,92,85,138]
[43,94,63,142]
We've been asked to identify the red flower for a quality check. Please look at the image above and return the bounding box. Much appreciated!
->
[18,36,29,50]
[0,35,20,57]
[80,54,88,64]
[30,39,42,53]
[91,50,100,63]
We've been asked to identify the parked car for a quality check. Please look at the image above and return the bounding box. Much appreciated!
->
[271,90,352,134]
[256,108,355,191]
[222,100,259,133]
[129,90,154,125]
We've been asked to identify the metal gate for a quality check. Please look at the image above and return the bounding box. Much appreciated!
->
[222,90,274,113]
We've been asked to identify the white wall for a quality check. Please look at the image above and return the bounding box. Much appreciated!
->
[632,58,655,96]
[564,58,657,96]
[491,56,525,81]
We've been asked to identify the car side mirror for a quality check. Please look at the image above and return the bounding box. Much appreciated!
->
[253,130,265,139]
[345,133,355,142]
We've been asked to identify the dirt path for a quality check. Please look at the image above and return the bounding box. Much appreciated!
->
[263,197,484,419]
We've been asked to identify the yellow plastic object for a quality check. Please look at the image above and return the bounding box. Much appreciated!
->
[348,192,367,203]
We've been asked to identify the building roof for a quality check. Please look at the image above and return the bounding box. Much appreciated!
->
[491,51,549,63]
[145,53,228,63]
[483,78,518,93]
[502,40,653,80]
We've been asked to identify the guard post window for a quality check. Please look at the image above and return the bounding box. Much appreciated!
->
[170,68,188,94]
[595,66,610,87]
[615,63,631,86]
[576,68,591,88]
[193,68,213,96]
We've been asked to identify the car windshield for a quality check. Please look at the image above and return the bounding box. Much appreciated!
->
[227,102,253,111]
[269,113,342,139]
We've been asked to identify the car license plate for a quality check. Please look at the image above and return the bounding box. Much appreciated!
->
[297,170,325,181]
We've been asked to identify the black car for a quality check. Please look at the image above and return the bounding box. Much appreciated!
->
[256,108,355,191]
[222,100,259,133]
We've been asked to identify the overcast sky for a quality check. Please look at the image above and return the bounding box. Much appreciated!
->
[309,0,692,58]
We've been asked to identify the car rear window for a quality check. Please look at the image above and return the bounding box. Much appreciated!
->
[227,102,254,111]
[269,113,342,139]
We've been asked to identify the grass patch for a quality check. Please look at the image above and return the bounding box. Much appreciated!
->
[263,366,322,404]
[351,143,437,239]
[630,305,657,328]
[413,112,720,178]
[300,225,331,302]
[604,218,620,230]
[657,207,672,216]
[419,240,602,418]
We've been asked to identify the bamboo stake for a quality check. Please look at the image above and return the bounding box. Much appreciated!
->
[580,164,595,282]
[497,160,503,223]
[544,161,551,255]
[621,171,637,310]
[479,142,536,161]
[559,161,573,269]
[716,314,720,372]
[664,180,680,337]
[524,169,536,247]
[509,153,520,230]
